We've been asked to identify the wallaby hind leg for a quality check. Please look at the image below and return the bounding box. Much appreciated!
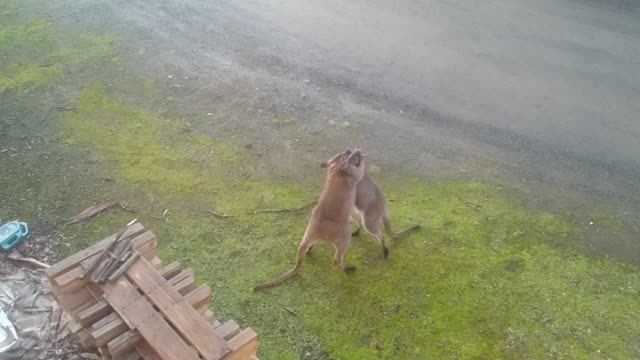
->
[383,214,420,240]
[334,237,356,273]
[363,217,389,259]
[350,208,363,236]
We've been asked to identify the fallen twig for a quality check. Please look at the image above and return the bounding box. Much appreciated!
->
[52,306,64,342]
[40,107,53,122]
[119,203,135,212]
[107,251,139,281]
[276,239,288,254]
[253,201,316,214]
[207,209,233,218]
[7,251,50,269]
[82,218,137,279]
[94,236,133,283]
[67,201,118,225]
[55,106,77,112]
[283,306,298,316]
[152,209,170,220]
[455,196,481,212]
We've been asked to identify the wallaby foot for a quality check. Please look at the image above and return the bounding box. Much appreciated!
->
[344,265,357,273]
[335,258,357,273]
[334,243,356,272]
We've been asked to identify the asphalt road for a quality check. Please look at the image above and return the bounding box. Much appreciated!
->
[228,0,640,171]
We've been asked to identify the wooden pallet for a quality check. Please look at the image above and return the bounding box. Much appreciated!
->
[46,223,259,360]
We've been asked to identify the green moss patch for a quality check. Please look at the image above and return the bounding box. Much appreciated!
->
[63,82,316,213]
[0,19,61,91]
[0,6,117,93]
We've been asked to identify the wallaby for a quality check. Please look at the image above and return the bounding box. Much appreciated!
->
[253,149,365,291]
[323,150,420,259]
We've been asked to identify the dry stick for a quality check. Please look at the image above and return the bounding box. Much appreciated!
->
[207,209,233,218]
[252,201,316,214]
[91,252,115,283]
[95,236,133,283]
[67,201,118,225]
[276,239,288,254]
[455,196,481,212]
[55,106,77,112]
[40,107,53,123]
[89,260,110,283]
[119,203,135,212]
[7,251,50,269]
[120,250,132,261]
[283,306,298,316]
[82,218,137,279]
[84,237,118,280]
[107,252,140,281]
[96,234,135,282]
[47,306,63,346]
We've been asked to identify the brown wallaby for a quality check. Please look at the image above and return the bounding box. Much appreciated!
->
[323,150,421,259]
[253,149,365,291]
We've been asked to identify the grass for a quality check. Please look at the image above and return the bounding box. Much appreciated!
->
[1,2,639,358]
[0,19,62,92]
[0,8,117,94]
[59,84,640,359]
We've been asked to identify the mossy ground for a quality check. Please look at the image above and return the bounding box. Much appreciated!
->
[1,2,639,359]
[58,84,640,359]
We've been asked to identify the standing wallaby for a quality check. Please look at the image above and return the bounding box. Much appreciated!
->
[322,150,420,259]
[253,149,365,291]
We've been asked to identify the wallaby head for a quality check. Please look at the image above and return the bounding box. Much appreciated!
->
[320,148,365,182]
[343,148,365,181]
[320,149,351,169]
[254,148,365,291]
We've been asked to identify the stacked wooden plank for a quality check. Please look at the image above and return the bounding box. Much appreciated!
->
[46,223,259,360]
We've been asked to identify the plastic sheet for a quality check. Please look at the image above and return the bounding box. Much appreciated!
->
[0,256,63,359]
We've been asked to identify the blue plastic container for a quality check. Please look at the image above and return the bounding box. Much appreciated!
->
[0,221,29,251]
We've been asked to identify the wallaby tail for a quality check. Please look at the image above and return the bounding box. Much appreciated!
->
[383,214,420,240]
[253,241,310,291]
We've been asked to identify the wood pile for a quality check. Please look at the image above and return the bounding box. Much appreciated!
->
[46,222,258,360]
